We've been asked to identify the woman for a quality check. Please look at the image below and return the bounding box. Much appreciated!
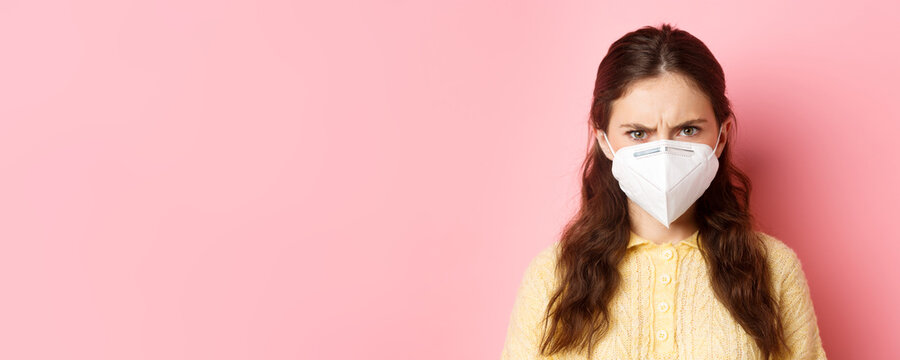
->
[500,24,827,360]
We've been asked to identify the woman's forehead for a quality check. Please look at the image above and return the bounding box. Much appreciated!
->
[609,73,714,128]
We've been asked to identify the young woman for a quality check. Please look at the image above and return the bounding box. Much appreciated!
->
[500,24,827,360]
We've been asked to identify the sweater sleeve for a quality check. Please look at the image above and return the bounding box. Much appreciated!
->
[500,243,558,360]
[774,246,828,360]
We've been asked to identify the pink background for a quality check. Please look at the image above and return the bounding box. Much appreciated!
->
[0,1,896,359]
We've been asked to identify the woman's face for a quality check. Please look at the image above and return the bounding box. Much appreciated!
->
[595,71,732,161]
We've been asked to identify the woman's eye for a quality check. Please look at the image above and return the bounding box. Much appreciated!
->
[680,126,698,136]
[628,130,646,140]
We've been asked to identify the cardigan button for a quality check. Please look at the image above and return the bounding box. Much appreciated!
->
[656,329,668,341]
[660,274,671,284]
[658,301,670,312]
[662,249,674,260]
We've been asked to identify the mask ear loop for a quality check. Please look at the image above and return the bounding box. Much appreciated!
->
[710,125,724,157]
[601,131,616,159]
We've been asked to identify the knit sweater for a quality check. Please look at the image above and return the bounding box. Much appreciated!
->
[500,230,827,360]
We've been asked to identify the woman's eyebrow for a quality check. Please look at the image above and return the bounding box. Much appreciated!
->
[619,118,708,130]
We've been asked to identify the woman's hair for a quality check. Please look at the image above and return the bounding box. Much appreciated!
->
[538,23,788,359]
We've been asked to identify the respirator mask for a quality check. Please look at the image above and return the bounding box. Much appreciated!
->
[600,126,723,228]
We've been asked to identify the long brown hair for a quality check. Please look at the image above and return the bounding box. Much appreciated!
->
[538,23,788,359]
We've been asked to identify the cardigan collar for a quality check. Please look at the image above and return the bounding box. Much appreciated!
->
[627,229,700,249]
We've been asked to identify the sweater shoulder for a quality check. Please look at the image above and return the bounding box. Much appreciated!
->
[756,231,800,263]
[529,241,561,274]
[755,231,805,289]
[535,241,561,266]
[519,241,561,288]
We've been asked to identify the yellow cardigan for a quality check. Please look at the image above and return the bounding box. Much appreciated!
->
[500,230,827,360]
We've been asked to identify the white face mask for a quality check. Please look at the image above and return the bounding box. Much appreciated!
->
[601,126,723,228]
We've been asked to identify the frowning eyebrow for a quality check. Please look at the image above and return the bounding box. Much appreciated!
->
[619,118,709,130]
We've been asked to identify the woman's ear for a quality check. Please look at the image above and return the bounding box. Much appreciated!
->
[595,128,615,161]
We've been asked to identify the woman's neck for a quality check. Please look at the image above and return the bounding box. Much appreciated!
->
[627,200,699,245]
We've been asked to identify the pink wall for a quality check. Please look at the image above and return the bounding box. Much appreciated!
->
[0,0,895,359]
